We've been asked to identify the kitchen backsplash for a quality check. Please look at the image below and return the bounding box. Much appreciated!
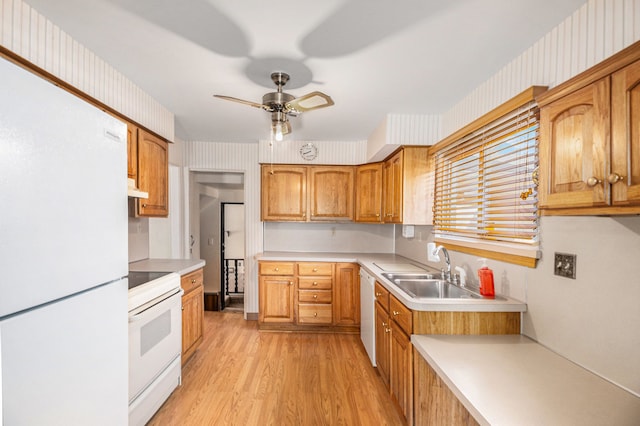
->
[128,216,149,263]
[263,222,395,253]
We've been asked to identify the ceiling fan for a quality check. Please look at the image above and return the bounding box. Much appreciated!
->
[214,72,334,141]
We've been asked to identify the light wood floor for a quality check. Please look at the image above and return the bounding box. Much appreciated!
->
[148,311,404,426]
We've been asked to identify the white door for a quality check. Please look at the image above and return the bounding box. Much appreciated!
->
[223,204,245,260]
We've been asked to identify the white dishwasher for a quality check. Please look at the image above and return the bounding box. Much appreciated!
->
[359,269,376,366]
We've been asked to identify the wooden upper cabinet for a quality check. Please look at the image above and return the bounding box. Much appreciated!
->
[611,58,640,206]
[309,166,355,221]
[383,150,403,223]
[137,129,169,217]
[381,146,431,224]
[539,79,610,209]
[355,163,383,223]
[127,123,138,181]
[261,164,355,222]
[261,165,307,221]
[537,43,640,214]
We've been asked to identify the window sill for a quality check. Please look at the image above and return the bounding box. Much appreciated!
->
[434,236,540,268]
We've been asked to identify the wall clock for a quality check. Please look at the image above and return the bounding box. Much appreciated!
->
[299,142,318,161]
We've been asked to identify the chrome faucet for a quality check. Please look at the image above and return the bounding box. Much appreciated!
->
[433,245,451,281]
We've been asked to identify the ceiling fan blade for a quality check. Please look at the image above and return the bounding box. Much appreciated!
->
[286,91,334,113]
[213,95,272,111]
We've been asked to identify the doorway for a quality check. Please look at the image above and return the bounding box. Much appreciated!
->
[189,171,245,312]
[221,203,245,311]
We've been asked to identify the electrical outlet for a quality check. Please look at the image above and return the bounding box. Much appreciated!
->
[554,253,576,279]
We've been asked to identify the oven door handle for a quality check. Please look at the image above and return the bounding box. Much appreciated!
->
[128,288,184,323]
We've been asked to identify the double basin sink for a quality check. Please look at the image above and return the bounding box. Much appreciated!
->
[381,272,485,300]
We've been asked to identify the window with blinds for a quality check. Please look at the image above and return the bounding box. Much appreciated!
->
[433,100,540,259]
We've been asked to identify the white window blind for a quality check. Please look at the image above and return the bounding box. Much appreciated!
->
[433,101,540,250]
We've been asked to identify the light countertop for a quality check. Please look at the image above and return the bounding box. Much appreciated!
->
[256,252,526,312]
[129,258,205,276]
[412,334,640,426]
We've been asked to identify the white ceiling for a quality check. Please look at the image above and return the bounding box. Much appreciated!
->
[25,0,586,142]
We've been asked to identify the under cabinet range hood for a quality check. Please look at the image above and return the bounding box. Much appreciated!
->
[127,178,148,198]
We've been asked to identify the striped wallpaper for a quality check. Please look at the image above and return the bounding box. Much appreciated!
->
[442,0,640,136]
[0,0,175,140]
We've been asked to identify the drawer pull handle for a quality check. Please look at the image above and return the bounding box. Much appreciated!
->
[586,176,602,187]
[607,173,625,184]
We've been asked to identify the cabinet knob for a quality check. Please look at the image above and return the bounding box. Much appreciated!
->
[313,268,318,272]
[607,173,625,184]
[274,267,279,272]
[312,281,318,286]
[586,177,602,187]
[392,310,400,316]
[288,281,293,285]
[314,312,318,317]
[375,213,380,217]
[142,203,147,208]
[313,294,318,299]
[382,322,388,327]
[385,327,391,333]
[191,279,196,284]
[375,292,382,297]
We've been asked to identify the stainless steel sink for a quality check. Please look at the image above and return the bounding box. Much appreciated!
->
[381,272,482,300]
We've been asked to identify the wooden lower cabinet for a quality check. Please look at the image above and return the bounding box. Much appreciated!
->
[375,302,391,387]
[373,285,521,424]
[390,321,413,425]
[414,348,480,426]
[376,292,413,424]
[258,261,359,332]
[181,268,204,365]
[258,275,295,323]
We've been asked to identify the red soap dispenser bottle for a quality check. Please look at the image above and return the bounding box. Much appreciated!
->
[477,258,495,297]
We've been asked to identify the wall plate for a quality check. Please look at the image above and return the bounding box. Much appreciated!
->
[554,253,576,279]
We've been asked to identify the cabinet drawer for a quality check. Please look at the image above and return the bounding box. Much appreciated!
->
[298,304,332,324]
[298,290,332,303]
[375,281,390,312]
[298,277,332,290]
[297,262,333,276]
[390,295,412,335]
[259,262,295,276]
[181,268,203,294]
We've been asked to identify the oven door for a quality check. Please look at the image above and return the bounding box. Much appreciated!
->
[128,288,183,403]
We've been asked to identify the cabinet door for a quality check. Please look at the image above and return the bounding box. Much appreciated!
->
[137,129,169,217]
[383,151,403,223]
[182,285,203,364]
[390,321,413,425]
[375,303,391,387]
[127,123,138,180]
[259,275,295,323]
[539,78,610,209]
[261,165,307,221]
[355,163,383,222]
[309,166,355,221]
[334,263,360,326]
[611,58,640,205]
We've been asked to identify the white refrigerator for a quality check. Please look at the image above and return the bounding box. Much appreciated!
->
[0,57,129,425]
